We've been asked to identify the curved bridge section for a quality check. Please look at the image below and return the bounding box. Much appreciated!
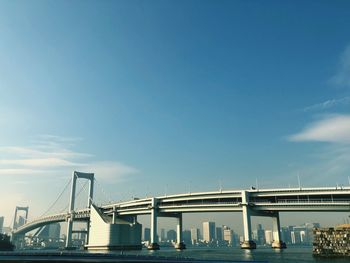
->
[13,208,90,236]
[100,186,350,215]
[13,185,350,250]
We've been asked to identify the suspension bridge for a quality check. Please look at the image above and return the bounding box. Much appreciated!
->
[11,171,350,250]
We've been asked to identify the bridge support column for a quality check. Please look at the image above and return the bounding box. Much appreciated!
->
[65,171,94,249]
[240,191,256,249]
[148,198,160,250]
[271,212,286,249]
[65,172,77,249]
[175,213,186,250]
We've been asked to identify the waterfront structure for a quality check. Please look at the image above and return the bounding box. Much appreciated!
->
[85,203,142,250]
[313,225,350,257]
[12,171,350,250]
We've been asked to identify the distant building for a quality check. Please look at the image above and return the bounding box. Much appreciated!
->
[216,227,223,241]
[281,227,292,244]
[265,230,273,244]
[223,226,234,245]
[38,223,61,240]
[183,230,191,244]
[18,216,25,228]
[291,231,300,244]
[144,228,150,242]
[203,222,215,242]
[256,224,265,245]
[190,228,200,244]
[167,230,176,242]
[2,227,11,235]
[160,228,166,242]
[0,217,4,234]
[292,226,308,244]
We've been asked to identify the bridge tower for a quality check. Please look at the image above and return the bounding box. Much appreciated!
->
[12,206,29,230]
[65,171,94,249]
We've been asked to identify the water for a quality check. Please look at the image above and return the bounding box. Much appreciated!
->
[120,246,350,263]
[1,247,349,263]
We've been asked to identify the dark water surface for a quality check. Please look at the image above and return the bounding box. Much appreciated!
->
[121,246,349,263]
[1,247,349,263]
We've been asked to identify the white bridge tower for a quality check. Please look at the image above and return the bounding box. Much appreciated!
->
[66,171,94,248]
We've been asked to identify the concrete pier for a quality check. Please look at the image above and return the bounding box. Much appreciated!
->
[175,213,186,250]
[148,198,160,250]
[271,212,286,249]
[240,191,256,249]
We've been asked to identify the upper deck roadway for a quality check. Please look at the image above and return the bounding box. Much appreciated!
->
[13,186,350,236]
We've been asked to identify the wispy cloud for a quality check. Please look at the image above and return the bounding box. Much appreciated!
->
[82,161,139,180]
[0,135,138,181]
[288,114,350,143]
[303,97,350,112]
[330,45,350,88]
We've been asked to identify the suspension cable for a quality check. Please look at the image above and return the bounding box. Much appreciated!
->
[40,178,72,217]
[94,178,112,204]
[60,179,89,213]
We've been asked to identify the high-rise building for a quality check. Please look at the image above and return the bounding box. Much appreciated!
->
[256,224,265,245]
[18,216,26,228]
[291,230,301,244]
[167,230,176,242]
[292,226,308,244]
[37,223,61,240]
[223,226,233,245]
[2,227,11,235]
[160,228,166,242]
[144,228,151,242]
[203,222,215,242]
[265,230,273,244]
[190,228,200,244]
[183,230,191,244]
[281,227,292,244]
[222,225,238,246]
[216,227,223,241]
[0,217,4,234]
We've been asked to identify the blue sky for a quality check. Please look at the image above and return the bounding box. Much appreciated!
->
[1,0,350,229]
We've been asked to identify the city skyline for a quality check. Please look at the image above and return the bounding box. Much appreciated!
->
[1,0,350,231]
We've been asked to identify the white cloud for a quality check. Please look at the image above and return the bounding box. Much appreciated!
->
[82,161,139,181]
[303,97,350,112]
[0,135,139,181]
[0,158,81,167]
[288,115,350,143]
[330,45,350,88]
